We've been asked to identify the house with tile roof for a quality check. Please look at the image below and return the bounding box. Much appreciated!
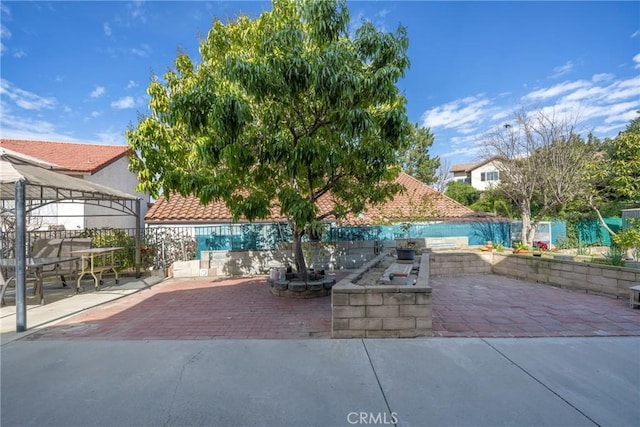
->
[145,172,474,226]
[450,158,503,191]
[0,139,150,230]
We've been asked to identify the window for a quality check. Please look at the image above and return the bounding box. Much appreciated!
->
[480,171,500,182]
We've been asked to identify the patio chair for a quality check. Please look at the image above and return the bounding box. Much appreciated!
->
[0,239,59,305]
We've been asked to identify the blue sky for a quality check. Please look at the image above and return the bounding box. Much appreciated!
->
[1,1,638,168]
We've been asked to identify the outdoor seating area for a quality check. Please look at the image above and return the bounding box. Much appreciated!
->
[0,237,90,306]
[0,237,127,307]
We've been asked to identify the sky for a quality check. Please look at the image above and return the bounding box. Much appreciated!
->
[1,1,639,169]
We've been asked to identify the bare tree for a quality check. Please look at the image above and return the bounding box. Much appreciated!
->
[483,108,594,247]
[433,158,451,193]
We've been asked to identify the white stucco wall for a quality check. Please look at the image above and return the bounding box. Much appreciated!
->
[85,156,149,229]
[470,161,501,191]
[29,198,84,230]
[452,171,470,184]
[29,156,148,231]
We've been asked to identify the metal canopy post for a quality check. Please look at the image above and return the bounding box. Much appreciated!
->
[135,198,141,278]
[15,180,26,332]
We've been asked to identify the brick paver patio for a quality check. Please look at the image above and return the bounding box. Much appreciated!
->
[431,274,640,337]
[22,272,640,340]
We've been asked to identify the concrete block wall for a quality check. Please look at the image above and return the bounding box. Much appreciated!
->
[492,254,640,298]
[201,249,293,278]
[332,254,432,338]
[426,251,638,298]
[199,241,379,278]
[428,251,493,277]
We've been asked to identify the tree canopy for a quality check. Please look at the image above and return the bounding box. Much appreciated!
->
[126,0,411,274]
[444,181,481,207]
[605,121,640,204]
[399,123,440,185]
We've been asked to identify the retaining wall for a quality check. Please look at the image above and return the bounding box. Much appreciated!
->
[492,254,640,298]
[195,241,379,278]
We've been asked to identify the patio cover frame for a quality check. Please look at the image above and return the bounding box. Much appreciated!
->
[0,148,141,332]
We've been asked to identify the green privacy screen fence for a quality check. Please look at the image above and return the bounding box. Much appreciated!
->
[188,219,620,257]
[195,221,518,254]
[574,218,622,246]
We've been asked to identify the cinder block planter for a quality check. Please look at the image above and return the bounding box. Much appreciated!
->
[332,253,432,338]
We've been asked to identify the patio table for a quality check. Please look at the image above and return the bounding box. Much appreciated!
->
[0,256,80,305]
[71,247,124,292]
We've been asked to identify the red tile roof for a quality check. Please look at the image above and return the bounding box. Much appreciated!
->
[145,172,475,225]
[0,139,131,174]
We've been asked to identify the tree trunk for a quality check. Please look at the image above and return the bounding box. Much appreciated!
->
[588,196,618,237]
[520,201,536,247]
[291,227,308,282]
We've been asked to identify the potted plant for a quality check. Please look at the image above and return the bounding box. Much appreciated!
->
[396,222,416,261]
[513,241,529,254]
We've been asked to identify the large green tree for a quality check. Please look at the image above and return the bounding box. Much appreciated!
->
[444,181,481,206]
[126,0,411,277]
[587,114,640,235]
[399,123,440,184]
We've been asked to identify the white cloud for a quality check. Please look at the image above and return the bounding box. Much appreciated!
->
[592,123,625,134]
[0,101,74,141]
[103,22,112,36]
[440,146,482,159]
[375,9,389,19]
[126,80,138,89]
[631,30,639,38]
[90,86,106,98]
[91,111,100,118]
[549,60,574,79]
[602,104,640,123]
[634,53,640,69]
[561,86,607,103]
[127,1,147,24]
[0,79,56,110]
[522,80,590,101]
[592,73,614,83]
[457,126,478,135]
[96,130,125,145]
[0,23,10,56]
[129,43,151,57]
[1,23,11,39]
[13,49,25,58]
[349,6,389,33]
[111,96,136,109]
[490,109,511,122]
[421,95,492,130]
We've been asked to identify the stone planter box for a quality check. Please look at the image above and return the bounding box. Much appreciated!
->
[332,253,431,338]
